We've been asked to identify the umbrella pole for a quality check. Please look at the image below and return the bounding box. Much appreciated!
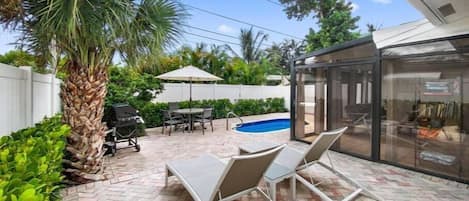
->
[189,79,192,109]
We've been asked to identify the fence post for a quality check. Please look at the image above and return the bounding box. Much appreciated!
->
[19,66,33,127]
[50,74,56,115]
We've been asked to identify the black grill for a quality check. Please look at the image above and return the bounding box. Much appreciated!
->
[108,103,142,127]
[104,103,143,156]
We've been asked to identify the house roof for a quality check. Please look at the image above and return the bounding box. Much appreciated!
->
[294,0,469,63]
[407,0,469,25]
[372,17,469,49]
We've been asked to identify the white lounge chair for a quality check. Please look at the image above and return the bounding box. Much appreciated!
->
[270,127,383,201]
[165,144,286,201]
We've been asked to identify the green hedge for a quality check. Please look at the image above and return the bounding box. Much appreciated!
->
[178,99,232,119]
[0,116,70,201]
[139,102,169,128]
[138,98,287,128]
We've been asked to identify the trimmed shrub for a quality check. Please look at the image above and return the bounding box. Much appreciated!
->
[178,99,233,119]
[266,98,288,113]
[139,102,168,128]
[0,115,70,201]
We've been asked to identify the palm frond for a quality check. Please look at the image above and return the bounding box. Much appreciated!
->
[236,27,268,63]
[2,0,186,71]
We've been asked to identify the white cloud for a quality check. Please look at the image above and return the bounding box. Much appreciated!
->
[351,3,359,12]
[217,24,234,33]
[372,0,392,4]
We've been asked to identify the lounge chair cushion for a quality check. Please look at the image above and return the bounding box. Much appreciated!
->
[167,154,226,201]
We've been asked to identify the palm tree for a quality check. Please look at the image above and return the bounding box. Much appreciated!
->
[229,27,268,63]
[206,44,229,76]
[0,0,185,183]
[266,39,305,73]
[366,23,381,33]
[265,43,283,65]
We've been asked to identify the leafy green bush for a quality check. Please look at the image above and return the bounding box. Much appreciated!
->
[0,116,70,201]
[265,98,288,113]
[139,102,168,128]
[178,99,233,119]
[105,66,163,109]
[138,98,287,128]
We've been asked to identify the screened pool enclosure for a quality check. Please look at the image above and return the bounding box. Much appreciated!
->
[290,35,469,184]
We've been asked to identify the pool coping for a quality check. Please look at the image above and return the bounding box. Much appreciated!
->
[232,117,291,135]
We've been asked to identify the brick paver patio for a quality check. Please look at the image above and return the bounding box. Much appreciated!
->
[61,113,469,201]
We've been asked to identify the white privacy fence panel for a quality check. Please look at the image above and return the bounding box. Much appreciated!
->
[154,83,290,109]
[32,72,61,123]
[0,63,61,136]
[0,64,27,137]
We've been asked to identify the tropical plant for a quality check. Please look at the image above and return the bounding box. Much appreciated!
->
[279,0,360,52]
[0,115,70,201]
[266,39,305,73]
[204,44,230,76]
[265,43,283,67]
[0,49,52,73]
[228,27,268,63]
[0,0,186,183]
[0,50,35,66]
[223,57,269,85]
[147,43,283,85]
[106,66,163,110]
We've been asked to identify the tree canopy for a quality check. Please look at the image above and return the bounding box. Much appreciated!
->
[279,0,360,52]
[0,0,186,71]
[266,39,305,72]
[137,43,283,85]
[0,50,36,67]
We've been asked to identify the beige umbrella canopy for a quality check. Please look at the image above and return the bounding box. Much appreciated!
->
[156,65,223,107]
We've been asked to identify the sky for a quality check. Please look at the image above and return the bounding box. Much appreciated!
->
[0,0,424,57]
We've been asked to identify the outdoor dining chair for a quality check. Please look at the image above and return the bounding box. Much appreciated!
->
[168,102,184,120]
[194,108,214,135]
[162,109,184,136]
[165,144,286,201]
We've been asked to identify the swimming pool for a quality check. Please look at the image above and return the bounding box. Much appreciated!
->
[234,118,290,134]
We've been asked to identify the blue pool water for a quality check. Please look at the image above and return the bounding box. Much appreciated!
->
[235,118,290,134]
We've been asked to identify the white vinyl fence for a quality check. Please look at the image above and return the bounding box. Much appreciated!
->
[154,83,290,109]
[0,63,61,136]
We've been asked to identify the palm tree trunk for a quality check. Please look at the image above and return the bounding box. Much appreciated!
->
[61,64,108,184]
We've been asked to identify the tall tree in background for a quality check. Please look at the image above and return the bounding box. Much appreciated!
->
[279,0,360,52]
[0,0,185,183]
[229,27,268,63]
[0,50,36,67]
[266,39,305,73]
[206,44,230,76]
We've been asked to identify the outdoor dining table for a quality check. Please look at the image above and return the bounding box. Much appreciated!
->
[173,108,204,132]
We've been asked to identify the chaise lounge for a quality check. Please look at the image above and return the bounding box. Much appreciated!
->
[271,127,382,201]
[165,144,286,201]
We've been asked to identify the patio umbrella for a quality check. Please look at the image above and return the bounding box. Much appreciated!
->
[156,65,223,107]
